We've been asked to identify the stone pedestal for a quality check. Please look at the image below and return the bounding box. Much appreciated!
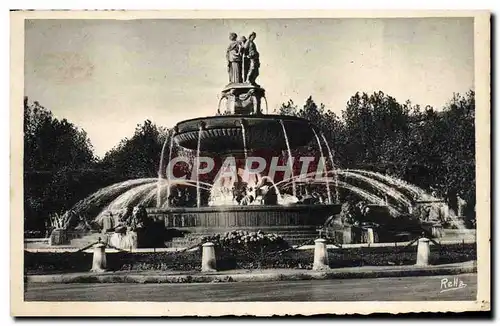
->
[91,242,107,272]
[366,228,375,244]
[312,238,330,271]
[221,83,266,115]
[201,242,217,272]
[416,237,431,266]
[49,228,68,246]
[361,227,378,244]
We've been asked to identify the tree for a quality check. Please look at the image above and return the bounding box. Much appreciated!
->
[24,97,95,171]
[99,120,169,179]
[24,97,97,231]
[341,91,410,168]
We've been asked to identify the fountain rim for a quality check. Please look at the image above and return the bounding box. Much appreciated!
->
[173,114,315,129]
[147,203,341,214]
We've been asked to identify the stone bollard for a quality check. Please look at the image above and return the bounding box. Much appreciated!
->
[416,237,430,266]
[366,228,375,244]
[313,238,330,271]
[201,242,217,272]
[91,242,107,272]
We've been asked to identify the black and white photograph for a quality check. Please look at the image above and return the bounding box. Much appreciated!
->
[10,10,490,316]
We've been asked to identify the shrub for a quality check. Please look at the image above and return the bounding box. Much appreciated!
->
[201,230,289,253]
[200,230,290,268]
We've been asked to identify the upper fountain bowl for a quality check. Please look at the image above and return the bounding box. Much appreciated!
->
[173,114,315,152]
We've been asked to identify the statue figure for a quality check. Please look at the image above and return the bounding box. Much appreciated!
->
[457,193,467,217]
[244,32,260,85]
[113,212,128,234]
[226,33,242,83]
[238,35,248,81]
[100,211,115,233]
[131,205,148,230]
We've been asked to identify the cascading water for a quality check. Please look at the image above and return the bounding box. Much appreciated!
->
[312,128,332,204]
[320,132,339,203]
[157,138,167,208]
[67,163,468,233]
[157,130,173,208]
[104,182,158,213]
[279,119,297,198]
[346,169,466,229]
[335,180,400,214]
[240,120,249,162]
[68,178,158,220]
[274,168,465,228]
[348,169,428,200]
[338,170,413,208]
[165,129,176,207]
[196,125,203,208]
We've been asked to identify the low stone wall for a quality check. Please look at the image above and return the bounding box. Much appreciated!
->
[147,205,340,229]
[147,204,341,246]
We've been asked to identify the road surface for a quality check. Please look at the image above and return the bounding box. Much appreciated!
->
[24,273,476,302]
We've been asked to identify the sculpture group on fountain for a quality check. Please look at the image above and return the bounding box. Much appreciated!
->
[207,175,329,207]
[227,32,260,85]
[167,186,197,208]
[234,179,279,206]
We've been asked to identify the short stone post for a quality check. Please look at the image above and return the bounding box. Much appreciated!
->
[416,237,430,266]
[313,238,330,271]
[201,242,217,272]
[366,228,375,244]
[91,242,107,272]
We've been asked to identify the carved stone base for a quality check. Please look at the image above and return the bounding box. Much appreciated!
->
[49,228,68,246]
[221,83,266,115]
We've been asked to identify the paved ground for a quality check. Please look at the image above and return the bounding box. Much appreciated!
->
[25,273,476,302]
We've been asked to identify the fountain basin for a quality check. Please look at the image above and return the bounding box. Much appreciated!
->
[173,115,315,152]
[146,204,341,246]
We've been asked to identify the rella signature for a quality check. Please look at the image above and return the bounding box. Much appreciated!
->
[440,277,467,293]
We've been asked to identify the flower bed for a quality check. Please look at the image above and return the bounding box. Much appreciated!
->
[24,242,476,274]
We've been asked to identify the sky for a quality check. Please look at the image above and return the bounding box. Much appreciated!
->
[24,18,474,157]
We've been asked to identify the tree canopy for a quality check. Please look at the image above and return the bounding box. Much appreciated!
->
[275,90,476,209]
[24,97,95,171]
[98,119,168,179]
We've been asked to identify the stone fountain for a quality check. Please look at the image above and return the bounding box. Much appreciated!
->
[43,32,470,250]
[150,31,341,247]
